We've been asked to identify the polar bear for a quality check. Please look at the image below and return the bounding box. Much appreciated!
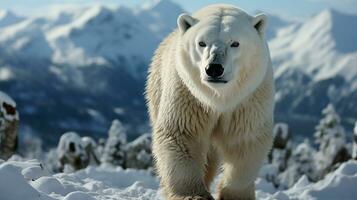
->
[145,4,274,200]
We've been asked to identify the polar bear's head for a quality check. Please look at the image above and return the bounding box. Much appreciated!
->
[175,4,271,112]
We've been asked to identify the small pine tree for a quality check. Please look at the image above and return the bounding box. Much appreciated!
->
[96,138,106,155]
[279,139,317,188]
[353,122,357,160]
[57,132,89,172]
[0,91,19,160]
[82,136,100,165]
[314,104,350,176]
[126,134,152,169]
[269,123,292,172]
[101,119,127,167]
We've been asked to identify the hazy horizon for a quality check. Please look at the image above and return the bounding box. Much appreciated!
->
[1,0,357,19]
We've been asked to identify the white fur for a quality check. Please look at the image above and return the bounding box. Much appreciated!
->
[146,4,274,200]
[176,4,270,112]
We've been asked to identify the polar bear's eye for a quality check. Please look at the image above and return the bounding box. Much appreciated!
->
[231,41,240,48]
[198,41,207,47]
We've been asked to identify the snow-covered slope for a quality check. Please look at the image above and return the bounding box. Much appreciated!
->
[1,158,357,200]
[0,5,162,76]
[48,5,160,75]
[271,9,357,129]
[0,10,24,28]
[0,19,53,60]
[136,0,184,38]
[263,13,298,41]
[271,9,357,83]
[0,0,184,145]
[271,160,357,200]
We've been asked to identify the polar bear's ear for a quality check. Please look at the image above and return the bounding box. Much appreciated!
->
[177,13,197,34]
[252,13,268,36]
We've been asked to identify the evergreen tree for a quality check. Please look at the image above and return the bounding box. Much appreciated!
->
[82,136,100,165]
[101,119,127,167]
[0,91,19,160]
[353,122,357,160]
[126,134,153,169]
[314,104,350,176]
[269,123,292,172]
[279,139,317,188]
[57,132,89,172]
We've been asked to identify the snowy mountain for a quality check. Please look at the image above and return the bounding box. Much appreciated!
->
[271,9,357,133]
[271,9,357,81]
[0,1,356,145]
[48,5,160,76]
[136,0,184,38]
[262,13,298,41]
[0,0,183,146]
[0,10,24,28]
[0,5,161,77]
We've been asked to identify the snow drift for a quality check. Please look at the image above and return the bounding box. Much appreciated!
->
[1,158,357,200]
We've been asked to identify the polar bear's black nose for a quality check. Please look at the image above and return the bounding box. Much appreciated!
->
[205,64,224,78]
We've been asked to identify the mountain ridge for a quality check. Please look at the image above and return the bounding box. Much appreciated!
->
[0,3,356,145]
[271,9,357,83]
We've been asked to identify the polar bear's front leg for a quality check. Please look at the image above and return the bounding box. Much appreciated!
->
[153,125,214,200]
[217,133,272,200]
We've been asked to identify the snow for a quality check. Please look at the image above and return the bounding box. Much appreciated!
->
[0,3,355,138]
[137,0,184,38]
[0,2,356,199]
[31,176,68,196]
[57,132,86,158]
[0,168,40,200]
[47,4,160,69]
[0,91,16,107]
[0,90,19,121]
[1,159,357,200]
[273,123,289,140]
[0,10,24,28]
[0,2,172,78]
[285,160,357,200]
[0,159,159,200]
[0,19,52,59]
[125,134,153,169]
[0,67,13,81]
[314,104,348,175]
[55,132,104,173]
[22,165,50,181]
[63,192,96,200]
[101,120,127,166]
[0,161,51,200]
[271,9,357,84]
[353,122,357,160]
[108,119,127,144]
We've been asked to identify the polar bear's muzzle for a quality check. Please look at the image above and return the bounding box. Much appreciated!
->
[204,63,228,83]
[205,63,224,78]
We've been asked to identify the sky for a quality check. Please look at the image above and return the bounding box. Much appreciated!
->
[0,0,357,18]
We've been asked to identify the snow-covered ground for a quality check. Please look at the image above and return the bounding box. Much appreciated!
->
[1,158,357,200]
[0,158,159,200]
